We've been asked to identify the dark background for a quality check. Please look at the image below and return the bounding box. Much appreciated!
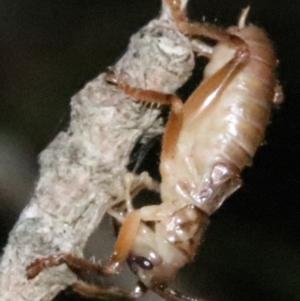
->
[0,0,299,301]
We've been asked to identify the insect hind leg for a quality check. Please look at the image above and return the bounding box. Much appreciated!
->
[26,253,115,280]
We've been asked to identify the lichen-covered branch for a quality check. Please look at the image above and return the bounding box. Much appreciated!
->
[0,1,194,301]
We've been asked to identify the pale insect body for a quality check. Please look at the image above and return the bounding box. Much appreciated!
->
[111,3,283,297]
[26,2,283,301]
[158,7,283,216]
[124,5,282,283]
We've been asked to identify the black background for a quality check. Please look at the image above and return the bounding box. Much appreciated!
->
[0,0,299,301]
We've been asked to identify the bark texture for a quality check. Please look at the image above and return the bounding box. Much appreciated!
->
[0,1,194,300]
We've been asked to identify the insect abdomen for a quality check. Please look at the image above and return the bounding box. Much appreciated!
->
[212,26,277,170]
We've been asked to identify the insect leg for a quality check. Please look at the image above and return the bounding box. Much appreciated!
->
[181,44,249,122]
[114,81,185,168]
[160,44,249,181]
[117,83,182,107]
[105,210,141,273]
[166,0,248,52]
[165,0,227,40]
[27,256,148,300]
[152,283,209,301]
[73,280,148,300]
[26,211,140,279]
[122,172,160,210]
[26,253,114,279]
[108,171,160,219]
[106,168,163,272]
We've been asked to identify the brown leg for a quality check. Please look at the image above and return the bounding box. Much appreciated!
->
[182,20,248,51]
[106,210,141,273]
[165,0,227,40]
[117,83,182,107]
[26,226,143,279]
[160,96,183,161]
[116,83,185,163]
[182,45,249,121]
[166,0,247,53]
[161,45,249,167]
[73,280,148,300]
[26,253,114,279]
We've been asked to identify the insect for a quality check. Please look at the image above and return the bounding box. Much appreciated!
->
[26,1,283,300]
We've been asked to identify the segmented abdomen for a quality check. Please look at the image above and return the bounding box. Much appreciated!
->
[207,25,277,171]
[159,24,279,215]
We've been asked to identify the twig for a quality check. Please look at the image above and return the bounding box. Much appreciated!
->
[0,1,194,300]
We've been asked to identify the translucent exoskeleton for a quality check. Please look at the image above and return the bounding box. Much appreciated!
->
[26,1,283,300]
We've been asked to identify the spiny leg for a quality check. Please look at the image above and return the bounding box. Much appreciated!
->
[114,82,185,165]
[27,213,142,280]
[26,253,113,280]
[27,255,148,300]
[26,195,142,298]
[166,0,248,52]
[28,255,148,301]
[178,19,245,49]
[165,0,228,40]
[26,184,148,300]
[117,83,182,107]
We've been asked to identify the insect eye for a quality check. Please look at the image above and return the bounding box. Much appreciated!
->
[128,255,154,273]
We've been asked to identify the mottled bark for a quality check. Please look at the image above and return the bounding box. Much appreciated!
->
[0,1,194,300]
